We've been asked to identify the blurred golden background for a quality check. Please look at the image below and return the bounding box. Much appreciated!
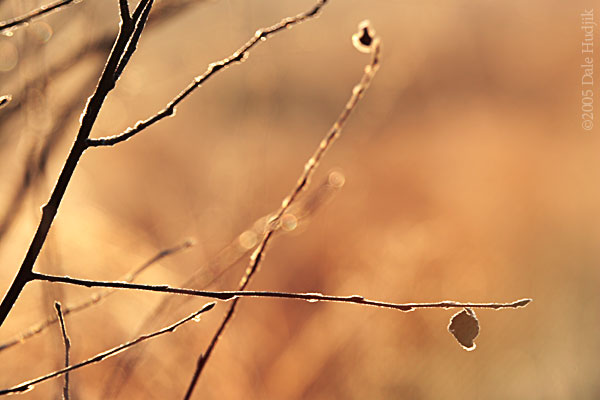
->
[0,0,599,398]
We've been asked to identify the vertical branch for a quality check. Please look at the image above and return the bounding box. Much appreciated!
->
[183,23,382,399]
[54,302,71,400]
[0,0,156,328]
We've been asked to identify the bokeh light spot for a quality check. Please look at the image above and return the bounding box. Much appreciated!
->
[0,41,18,72]
[281,213,298,231]
[239,230,258,249]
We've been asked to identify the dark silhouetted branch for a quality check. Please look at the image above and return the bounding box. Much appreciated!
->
[0,0,157,328]
[119,0,131,22]
[0,1,210,245]
[0,74,99,245]
[114,0,154,81]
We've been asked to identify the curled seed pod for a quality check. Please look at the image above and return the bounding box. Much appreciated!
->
[448,307,479,351]
[352,20,376,54]
[0,95,12,108]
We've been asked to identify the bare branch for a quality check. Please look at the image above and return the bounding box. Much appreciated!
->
[0,0,205,127]
[0,73,99,246]
[29,271,532,314]
[0,1,209,245]
[0,240,193,353]
[54,302,71,400]
[0,0,79,33]
[183,21,382,397]
[119,0,131,22]
[0,302,216,396]
[86,0,329,147]
[0,2,158,327]
[114,0,155,81]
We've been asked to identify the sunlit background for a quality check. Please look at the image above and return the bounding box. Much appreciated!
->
[1,0,599,398]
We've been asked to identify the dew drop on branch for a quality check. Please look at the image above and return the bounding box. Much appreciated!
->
[192,315,203,323]
[305,293,322,303]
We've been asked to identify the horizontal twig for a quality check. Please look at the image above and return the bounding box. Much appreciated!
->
[31,271,532,312]
[0,240,193,353]
[0,302,216,396]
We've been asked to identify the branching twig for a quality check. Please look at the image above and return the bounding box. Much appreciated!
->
[0,0,205,126]
[54,302,71,400]
[86,0,330,147]
[0,240,192,353]
[0,0,79,33]
[0,302,216,396]
[0,0,157,328]
[183,19,381,398]
[114,0,154,81]
[0,0,210,245]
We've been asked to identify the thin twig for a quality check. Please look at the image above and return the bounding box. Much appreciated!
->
[54,302,71,400]
[0,240,193,353]
[29,271,532,313]
[0,302,216,396]
[0,0,79,33]
[183,20,381,399]
[86,0,330,147]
